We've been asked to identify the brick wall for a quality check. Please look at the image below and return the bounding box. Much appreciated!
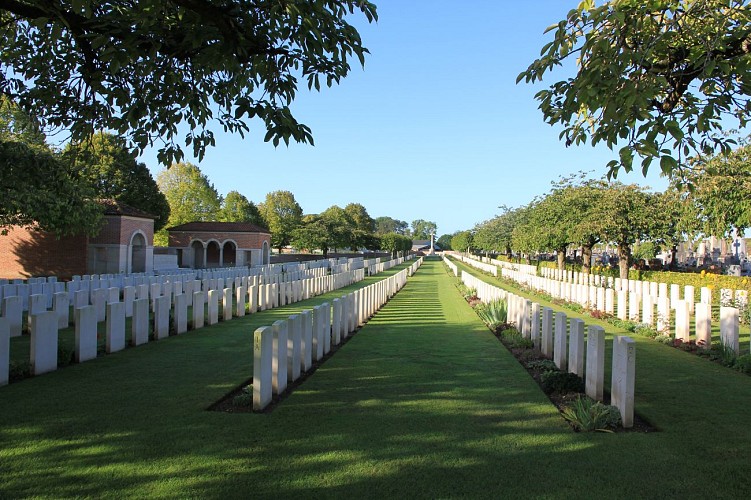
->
[90,216,153,245]
[0,226,88,279]
[169,231,270,250]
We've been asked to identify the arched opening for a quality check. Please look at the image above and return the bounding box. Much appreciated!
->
[262,240,270,265]
[191,240,205,269]
[222,241,236,267]
[130,233,147,273]
[206,241,221,268]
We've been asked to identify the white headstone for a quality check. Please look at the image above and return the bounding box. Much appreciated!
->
[105,302,125,354]
[30,311,57,375]
[585,325,605,401]
[300,309,313,372]
[553,312,568,370]
[695,302,712,349]
[76,305,99,361]
[611,335,636,428]
[568,318,584,377]
[192,291,205,329]
[131,298,149,346]
[0,318,9,386]
[720,306,740,354]
[253,326,273,411]
[287,314,302,382]
[541,307,553,357]
[174,293,188,335]
[207,290,219,325]
[272,320,288,395]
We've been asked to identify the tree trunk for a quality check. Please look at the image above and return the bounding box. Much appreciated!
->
[323,247,328,258]
[582,245,593,274]
[618,244,631,280]
[557,246,566,271]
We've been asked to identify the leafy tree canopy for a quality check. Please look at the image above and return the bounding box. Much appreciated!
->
[0,0,377,164]
[437,233,453,250]
[219,190,263,226]
[451,231,473,253]
[682,141,751,237]
[155,162,220,244]
[0,96,101,235]
[519,0,751,178]
[411,219,437,240]
[375,216,408,235]
[63,132,171,230]
[258,190,303,253]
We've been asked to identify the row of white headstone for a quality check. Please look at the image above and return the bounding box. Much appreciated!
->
[252,258,423,410]
[460,269,636,428]
[0,260,419,387]
[494,263,744,354]
[453,254,498,276]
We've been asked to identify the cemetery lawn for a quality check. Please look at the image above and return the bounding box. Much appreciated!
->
[1,260,750,497]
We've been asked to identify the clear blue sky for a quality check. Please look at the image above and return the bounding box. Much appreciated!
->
[141,0,668,237]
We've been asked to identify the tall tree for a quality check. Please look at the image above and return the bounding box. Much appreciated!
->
[519,0,751,178]
[451,231,473,254]
[597,183,656,279]
[375,216,408,235]
[437,233,453,251]
[291,214,330,256]
[0,1,377,164]
[683,143,751,237]
[258,190,303,253]
[320,205,352,252]
[344,202,376,249]
[218,191,263,225]
[155,162,221,244]
[0,97,101,235]
[63,132,170,230]
[411,219,437,240]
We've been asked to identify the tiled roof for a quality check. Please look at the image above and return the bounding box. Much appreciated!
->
[167,221,270,233]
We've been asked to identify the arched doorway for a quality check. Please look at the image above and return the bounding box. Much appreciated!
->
[130,233,147,273]
[206,241,221,268]
[222,241,236,267]
[191,240,204,269]
[262,241,270,265]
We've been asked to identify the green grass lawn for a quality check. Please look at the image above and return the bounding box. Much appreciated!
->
[2,260,751,498]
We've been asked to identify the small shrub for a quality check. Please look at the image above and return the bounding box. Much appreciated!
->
[709,341,738,367]
[9,361,32,382]
[609,318,638,332]
[232,386,252,407]
[562,396,622,432]
[655,334,674,345]
[540,371,584,394]
[526,359,558,372]
[733,354,751,374]
[57,345,75,367]
[502,330,534,349]
[634,323,659,339]
[475,299,508,331]
[589,310,612,320]
[515,348,544,363]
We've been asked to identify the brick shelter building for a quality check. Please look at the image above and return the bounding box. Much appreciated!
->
[0,200,155,279]
[166,221,271,269]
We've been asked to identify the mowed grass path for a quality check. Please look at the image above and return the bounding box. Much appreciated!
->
[1,260,750,497]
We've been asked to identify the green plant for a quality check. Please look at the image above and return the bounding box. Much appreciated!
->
[474,299,508,330]
[501,330,534,349]
[232,386,253,407]
[8,360,32,382]
[634,323,659,339]
[540,371,584,395]
[709,341,738,367]
[733,354,751,374]
[526,359,558,372]
[655,334,674,345]
[57,345,74,367]
[609,318,638,332]
[562,396,622,432]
